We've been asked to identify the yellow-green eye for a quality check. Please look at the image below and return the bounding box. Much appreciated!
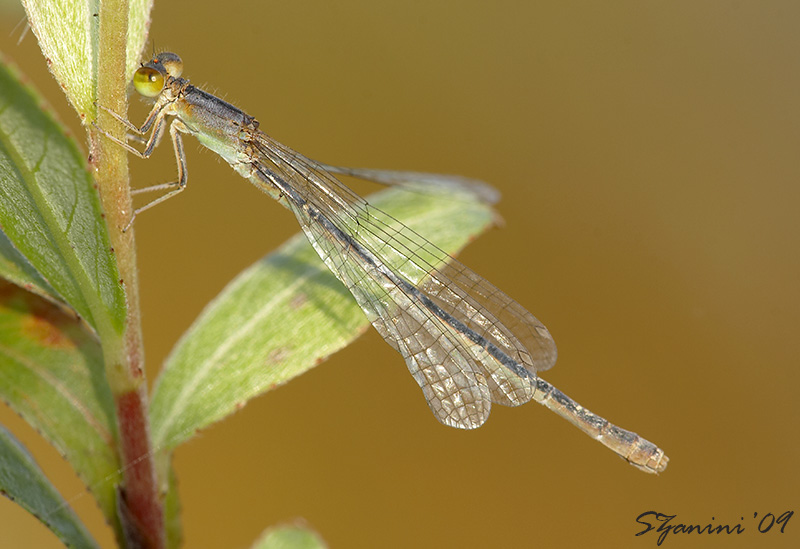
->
[133,67,165,97]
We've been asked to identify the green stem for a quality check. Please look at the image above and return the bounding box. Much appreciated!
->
[90,2,164,547]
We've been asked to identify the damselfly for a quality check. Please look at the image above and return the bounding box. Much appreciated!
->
[97,52,668,473]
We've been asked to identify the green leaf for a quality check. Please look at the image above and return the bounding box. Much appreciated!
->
[20,0,154,121]
[150,187,495,453]
[0,281,119,522]
[251,524,326,549]
[127,0,155,84]
[0,55,125,336]
[0,423,99,549]
[0,227,63,307]
[19,0,94,120]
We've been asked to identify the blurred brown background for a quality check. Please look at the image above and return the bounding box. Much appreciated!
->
[1,1,798,547]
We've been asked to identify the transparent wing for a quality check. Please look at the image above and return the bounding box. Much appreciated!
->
[319,164,502,205]
[248,131,557,428]
[288,195,493,428]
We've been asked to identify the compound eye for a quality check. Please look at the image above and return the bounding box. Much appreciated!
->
[133,67,165,97]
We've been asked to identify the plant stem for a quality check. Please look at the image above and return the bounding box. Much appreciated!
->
[90,1,164,547]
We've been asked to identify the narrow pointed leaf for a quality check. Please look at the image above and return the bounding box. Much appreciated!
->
[0,56,125,335]
[150,187,495,452]
[0,424,99,549]
[0,281,119,521]
[20,0,94,119]
[251,524,326,549]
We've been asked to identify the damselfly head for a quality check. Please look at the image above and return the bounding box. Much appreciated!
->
[154,52,183,78]
[133,52,184,98]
